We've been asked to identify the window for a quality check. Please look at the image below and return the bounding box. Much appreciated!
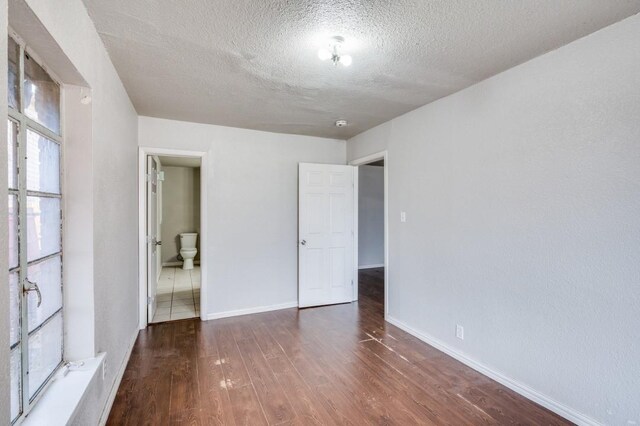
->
[7,35,63,423]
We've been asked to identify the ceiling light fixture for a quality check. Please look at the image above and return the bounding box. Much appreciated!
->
[318,36,352,67]
[335,119,348,127]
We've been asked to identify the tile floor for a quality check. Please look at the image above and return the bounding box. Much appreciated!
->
[151,266,200,323]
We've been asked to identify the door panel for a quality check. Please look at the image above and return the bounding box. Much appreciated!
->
[329,247,346,288]
[298,163,354,308]
[156,164,163,283]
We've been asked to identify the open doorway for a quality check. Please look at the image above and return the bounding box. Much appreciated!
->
[352,151,388,319]
[138,148,208,328]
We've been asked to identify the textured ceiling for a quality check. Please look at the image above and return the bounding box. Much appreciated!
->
[82,0,640,139]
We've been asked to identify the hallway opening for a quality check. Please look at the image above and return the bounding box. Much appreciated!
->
[352,152,388,318]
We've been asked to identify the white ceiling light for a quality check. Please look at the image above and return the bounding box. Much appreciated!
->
[335,119,348,127]
[318,36,353,67]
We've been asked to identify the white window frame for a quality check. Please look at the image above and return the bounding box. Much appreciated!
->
[7,33,65,424]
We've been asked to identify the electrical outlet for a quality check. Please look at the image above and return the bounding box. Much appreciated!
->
[400,211,407,222]
[102,359,107,380]
[456,325,464,340]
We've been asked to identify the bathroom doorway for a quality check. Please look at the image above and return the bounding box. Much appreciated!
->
[138,147,208,328]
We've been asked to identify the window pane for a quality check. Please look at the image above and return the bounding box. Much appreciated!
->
[8,37,19,110]
[9,195,18,269]
[26,196,61,262]
[8,120,17,189]
[27,256,62,332]
[27,129,60,194]
[10,272,20,348]
[24,53,60,134]
[10,347,22,422]
[28,312,62,398]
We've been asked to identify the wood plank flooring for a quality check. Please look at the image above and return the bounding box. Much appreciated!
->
[107,268,572,425]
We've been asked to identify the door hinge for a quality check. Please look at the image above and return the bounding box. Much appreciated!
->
[147,296,152,305]
[351,279,354,287]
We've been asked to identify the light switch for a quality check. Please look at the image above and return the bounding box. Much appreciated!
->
[400,211,406,222]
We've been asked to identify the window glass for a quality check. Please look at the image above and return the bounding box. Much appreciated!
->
[28,313,63,398]
[9,195,18,269]
[8,119,17,189]
[24,53,60,134]
[8,33,64,420]
[27,129,60,194]
[10,348,21,422]
[9,272,20,348]
[27,256,62,332]
[8,37,19,110]
[26,196,61,262]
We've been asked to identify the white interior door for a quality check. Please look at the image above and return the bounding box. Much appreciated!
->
[147,156,159,321]
[156,160,163,282]
[298,163,355,308]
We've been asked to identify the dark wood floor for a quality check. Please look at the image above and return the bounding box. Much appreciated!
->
[108,268,571,425]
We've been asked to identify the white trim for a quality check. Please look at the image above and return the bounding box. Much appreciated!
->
[97,332,138,426]
[206,301,298,320]
[358,264,385,269]
[138,147,209,329]
[386,316,600,426]
[350,150,389,320]
[22,353,106,426]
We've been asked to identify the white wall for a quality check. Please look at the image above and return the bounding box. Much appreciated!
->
[161,166,201,263]
[358,165,384,268]
[139,116,346,316]
[347,14,640,425]
[0,1,139,424]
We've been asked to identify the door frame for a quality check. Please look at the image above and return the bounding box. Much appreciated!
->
[138,146,208,329]
[350,151,389,320]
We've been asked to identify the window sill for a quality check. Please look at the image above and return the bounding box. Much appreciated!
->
[20,353,105,426]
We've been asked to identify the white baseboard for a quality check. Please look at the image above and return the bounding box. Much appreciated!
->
[206,301,298,320]
[358,263,384,269]
[98,330,138,426]
[386,316,600,426]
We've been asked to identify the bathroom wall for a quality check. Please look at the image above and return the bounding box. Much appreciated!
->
[358,165,384,268]
[161,166,201,264]
[139,116,346,317]
[347,14,640,425]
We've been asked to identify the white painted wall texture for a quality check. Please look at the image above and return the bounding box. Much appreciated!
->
[358,165,384,268]
[0,1,139,424]
[161,166,201,263]
[139,117,346,316]
[347,14,640,425]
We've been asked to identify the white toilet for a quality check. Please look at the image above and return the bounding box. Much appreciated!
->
[179,233,198,270]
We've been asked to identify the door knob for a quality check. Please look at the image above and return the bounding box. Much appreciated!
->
[155,240,162,246]
[24,279,42,308]
[300,240,307,246]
